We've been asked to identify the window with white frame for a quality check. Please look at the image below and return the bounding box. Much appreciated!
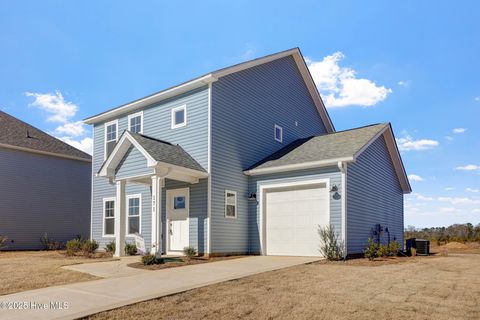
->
[128,111,143,134]
[171,105,187,129]
[225,190,237,218]
[103,198,115,236]
[127,195,141,235]
[274,124,283,143]
[105,120,118,159]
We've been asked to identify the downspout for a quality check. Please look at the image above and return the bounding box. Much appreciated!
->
[338,161,347,258]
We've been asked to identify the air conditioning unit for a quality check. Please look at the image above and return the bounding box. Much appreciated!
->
[415,239,430,256]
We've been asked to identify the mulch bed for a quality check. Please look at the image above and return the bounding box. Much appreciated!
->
[128,255,245,270]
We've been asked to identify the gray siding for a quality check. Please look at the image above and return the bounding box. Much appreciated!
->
[116,147,153,180]
[91,87,208,251]
[248,167,342,254]
[346,135,404,254]
[211,56,328,253]
[0,148,91,250]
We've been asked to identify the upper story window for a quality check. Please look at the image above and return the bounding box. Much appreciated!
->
[104,120,118,159]
[225,190,237,218]
[171,105,187,129]
[274,124,283,143]
[128,111,143,134]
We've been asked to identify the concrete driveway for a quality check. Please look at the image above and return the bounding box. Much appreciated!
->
[0,256,319,320]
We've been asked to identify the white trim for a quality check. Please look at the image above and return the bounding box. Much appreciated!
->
[257,175,330,256]
[166,187,190,255]
[0,143,91,163]
[90,128,95,240]
[244,157,354,176]
[84,48,334,134]
[127,111,144,134]
[102,197,116,237]
[224,190,237,219]
[104,119,119,161]
[206,82,212,254]
[126,193,142,237]
[171,104,187,129]
[338,161,347,257]
[274,124,283,143]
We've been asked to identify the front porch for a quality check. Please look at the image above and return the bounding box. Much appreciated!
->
[98,131,209,257]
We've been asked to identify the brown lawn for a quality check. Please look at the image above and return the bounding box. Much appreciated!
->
[88,250,480,320]
[0,250,114,295]
[129,255,244,270]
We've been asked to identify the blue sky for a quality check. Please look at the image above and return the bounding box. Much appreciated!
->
[1,1,479,228]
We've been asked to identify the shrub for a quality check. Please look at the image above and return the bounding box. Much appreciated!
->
[0,235,8,250]
[82,240,99,256]
[183,246,197,261]
[40,232,63,250]
[364,238,380,261]
[318,225,345,260]
[125,243,138,256]
[141,253,164,265]
[387,241,400,256]
[105,240,116,253]
[66,239,83,256]
[377,244,390,258]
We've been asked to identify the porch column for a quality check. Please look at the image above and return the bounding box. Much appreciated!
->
[151,176,164,255]
[114,180,126,257]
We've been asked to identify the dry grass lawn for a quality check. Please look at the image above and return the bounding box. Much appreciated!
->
[88,252,480,320]
[129,255,244,270]
[0,251,113,295]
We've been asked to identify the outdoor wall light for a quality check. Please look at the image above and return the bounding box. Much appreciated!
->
[248,192,257,200]
[330,185,338,192]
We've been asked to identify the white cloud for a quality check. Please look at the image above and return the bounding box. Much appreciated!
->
[455,164,480,171]
[396,132,439,151]
[466,188,480,193]
[452,128,467,134]
[58,137,93,155]
[444,187,455,191]
[445,136,454,141]
[475,96,480,101]
[472,209,480,213]
[306,52,391,108]
[55,121,86,137]
[411,193,434,201]
[439,207,456,213]
[437,196,480,205]
[408,174,424,182]
[26,91,78,123]
[397,80,411,87]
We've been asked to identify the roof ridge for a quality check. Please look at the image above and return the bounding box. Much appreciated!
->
[315,123,389,137]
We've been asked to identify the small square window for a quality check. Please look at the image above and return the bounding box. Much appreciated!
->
[274,124,283,143]
[171,105,187,129]
[128,112,143,133]
[174,196,186,209]
[225,190,237,218]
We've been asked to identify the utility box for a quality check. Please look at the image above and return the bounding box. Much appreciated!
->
[406,238,430,256]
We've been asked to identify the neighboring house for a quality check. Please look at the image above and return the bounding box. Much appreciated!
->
[85,48,411,257]
[0,111,91,250]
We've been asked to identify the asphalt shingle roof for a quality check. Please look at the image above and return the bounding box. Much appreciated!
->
[0,111,91,161]
[246,123,388,171]
[129,132,206,172]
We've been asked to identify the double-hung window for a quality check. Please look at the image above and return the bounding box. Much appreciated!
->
[103,198,115,236]
[128,111,143,134]
[127,195,141,235]
[171,105,187,129]
[105,120,118,159]
[225,190,237,218]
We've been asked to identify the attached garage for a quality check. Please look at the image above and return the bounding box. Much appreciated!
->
[260,179,330,257]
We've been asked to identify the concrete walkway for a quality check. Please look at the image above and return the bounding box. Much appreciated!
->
[0,256,319,320]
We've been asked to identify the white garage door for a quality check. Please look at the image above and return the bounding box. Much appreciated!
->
[265,183,329,257]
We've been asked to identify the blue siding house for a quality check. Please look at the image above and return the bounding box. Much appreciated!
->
[85,48,411,257]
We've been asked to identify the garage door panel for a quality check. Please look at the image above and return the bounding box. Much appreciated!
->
[265,184,329,257]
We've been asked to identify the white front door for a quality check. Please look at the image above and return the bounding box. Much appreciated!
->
[166,188,189,253]
[264,183,329,257]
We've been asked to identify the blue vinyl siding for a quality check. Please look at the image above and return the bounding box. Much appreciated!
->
[211,56,328,253]
[346,135,404,254]
[0,148,90,250]
[91,86,209,250]
[116,147,154,180]
[248,167,342,254]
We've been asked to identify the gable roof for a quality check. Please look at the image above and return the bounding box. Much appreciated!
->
[84,48,335,133]
[127,132,206,173]
[0,111,91,162]
[245,123,411,194]
[98,131,207,183]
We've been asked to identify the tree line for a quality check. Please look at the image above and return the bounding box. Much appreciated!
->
[404,223,480,244]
